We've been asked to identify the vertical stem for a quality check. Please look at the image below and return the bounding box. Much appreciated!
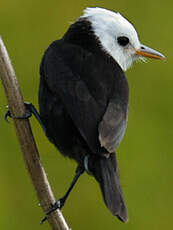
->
[0,37,69,230]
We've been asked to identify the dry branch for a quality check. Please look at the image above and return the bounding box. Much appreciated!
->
[0,37,69,230]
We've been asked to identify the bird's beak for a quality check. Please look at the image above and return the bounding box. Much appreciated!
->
[136,45,165,60]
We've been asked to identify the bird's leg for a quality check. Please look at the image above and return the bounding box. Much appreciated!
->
[4,102,46,133]
[40,165,85,224]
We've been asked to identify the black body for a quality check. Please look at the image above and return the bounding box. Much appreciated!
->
[39,18,129,222]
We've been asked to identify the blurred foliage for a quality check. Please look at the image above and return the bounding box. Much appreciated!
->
[0,0,172,230]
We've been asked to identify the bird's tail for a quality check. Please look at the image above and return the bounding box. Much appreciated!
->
[87,153,128,222]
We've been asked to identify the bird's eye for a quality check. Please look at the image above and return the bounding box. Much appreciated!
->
[117,36,129,46]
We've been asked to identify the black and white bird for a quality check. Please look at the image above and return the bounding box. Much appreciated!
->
[39,7,165,223]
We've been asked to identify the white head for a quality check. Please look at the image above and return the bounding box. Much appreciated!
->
[82,7,165,71]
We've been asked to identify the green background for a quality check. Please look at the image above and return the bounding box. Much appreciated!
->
[0,0,172,230]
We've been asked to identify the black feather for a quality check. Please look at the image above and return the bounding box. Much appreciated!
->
[88,153,128,222]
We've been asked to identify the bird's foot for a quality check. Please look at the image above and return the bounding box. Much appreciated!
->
[41,165,84,224]
[4,102,46,133]
[40,197,66,224]
[4,102,32,122]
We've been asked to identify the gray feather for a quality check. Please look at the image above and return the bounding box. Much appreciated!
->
[98,102,127,152]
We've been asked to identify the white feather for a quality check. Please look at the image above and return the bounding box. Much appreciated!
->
[82,7,141,71]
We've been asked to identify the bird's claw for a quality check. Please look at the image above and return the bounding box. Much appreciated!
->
[4,110,11,123]
[4,102,33,123]
[4,102,46,133]
[40,198,65,224]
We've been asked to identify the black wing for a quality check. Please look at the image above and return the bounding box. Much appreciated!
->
[41,41,106,155]
[41,40,128,155]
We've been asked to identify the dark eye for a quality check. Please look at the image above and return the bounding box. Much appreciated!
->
[117,36,129,46]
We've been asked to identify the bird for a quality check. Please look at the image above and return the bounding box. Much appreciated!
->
[38,7,165,223]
